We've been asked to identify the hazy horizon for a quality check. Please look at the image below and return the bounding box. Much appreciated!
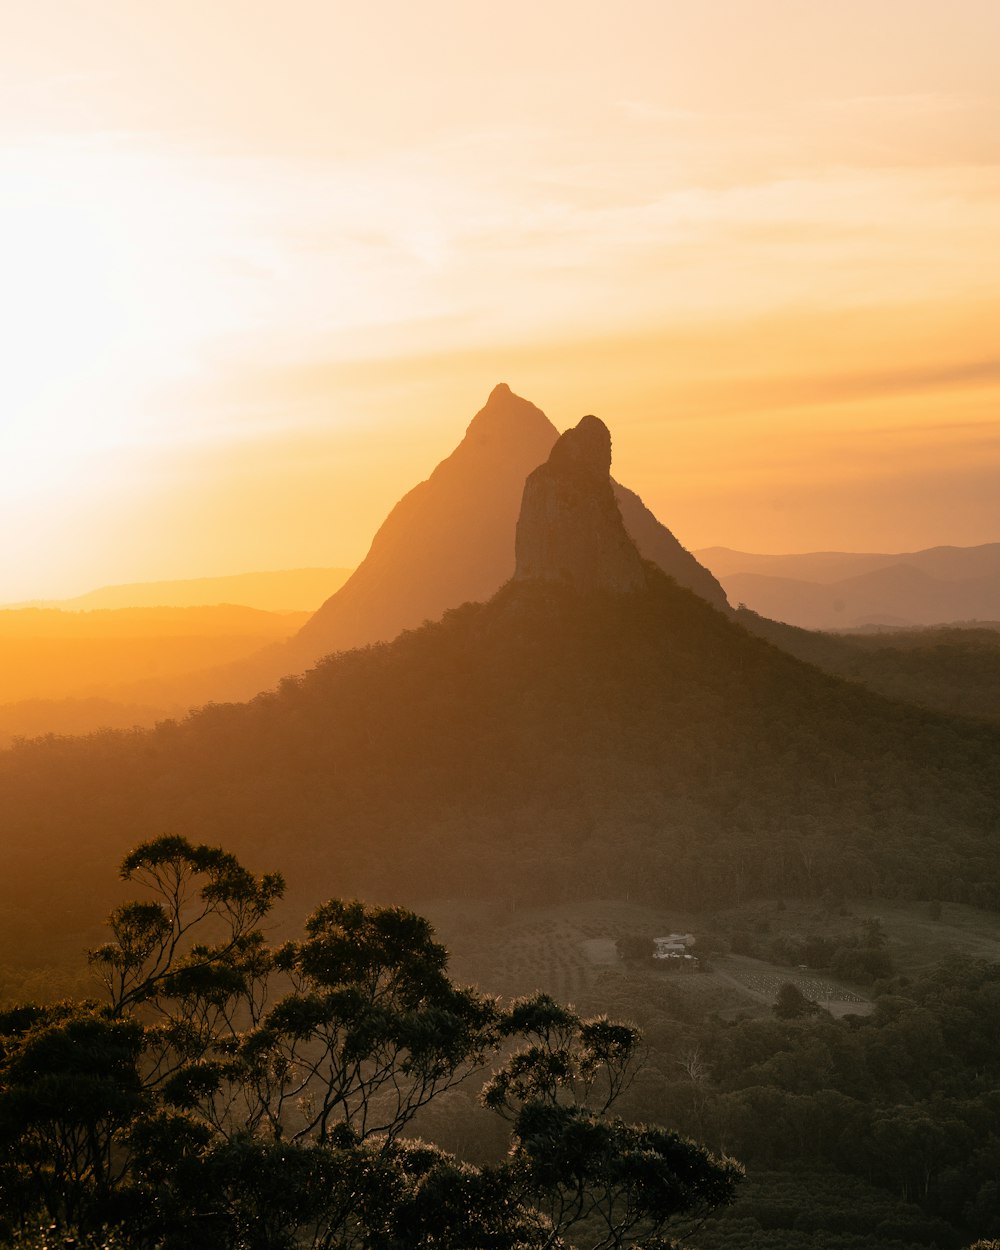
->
[5,12,1000,1246]
[4,1,1000,601]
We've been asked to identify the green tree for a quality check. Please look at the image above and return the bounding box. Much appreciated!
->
[0,1004,146,1231]
[773,983,819,1020]
[0,837,740,1249]
[483,995,742,1248]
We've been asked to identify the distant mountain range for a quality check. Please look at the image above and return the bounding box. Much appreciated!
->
[697,544,1000,629]
[2,410,997,978]
[0,605,311,747]
[7,568,352,613]
[2,388,997,751]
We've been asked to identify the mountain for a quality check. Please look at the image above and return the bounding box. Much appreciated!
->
[514,414,646,591]
[697,544,1000,585]
[293,384,727,659]
[291,384,559,660]
[8,569,352,612]
[122,385,726,707]
[698,544,1000,628]
[2,415,997,978]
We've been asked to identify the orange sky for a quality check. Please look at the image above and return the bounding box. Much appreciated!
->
[2,0,999,601]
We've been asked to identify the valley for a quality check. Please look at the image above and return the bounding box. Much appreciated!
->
[1,397,997,1250]
[5,6,1000,1245]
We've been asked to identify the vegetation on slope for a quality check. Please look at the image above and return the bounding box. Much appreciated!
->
[737,609,1000,724]
[1,571,998,979]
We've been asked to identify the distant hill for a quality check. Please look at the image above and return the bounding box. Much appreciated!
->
[9,567,353,613]
[737,610,1000,723]
[0,605,310,745]
[697,544,1000,628]
[0,605,311,641]
[293,384,728,662]
[2,416,997,977]
[0,605,309,703]
[118,384,727,707]
[0,696,174,750]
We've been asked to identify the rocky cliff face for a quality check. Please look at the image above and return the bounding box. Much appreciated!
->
[296,387,727,655]
[514,415,647,592]
[118,387,727,707]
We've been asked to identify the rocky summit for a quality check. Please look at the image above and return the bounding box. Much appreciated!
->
[514,415,647,592]
[113,387,726,708]
[291,382,558,660]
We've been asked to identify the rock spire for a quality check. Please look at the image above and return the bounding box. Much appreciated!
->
[514,415,647,592]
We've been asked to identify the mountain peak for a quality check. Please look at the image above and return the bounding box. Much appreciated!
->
[514,416,646,592]
[548,413,611,479]
[464,383,553,443]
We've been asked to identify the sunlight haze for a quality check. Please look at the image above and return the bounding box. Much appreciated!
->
[2,0,999,600]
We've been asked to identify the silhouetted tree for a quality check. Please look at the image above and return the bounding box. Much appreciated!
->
[0,837,740,1249]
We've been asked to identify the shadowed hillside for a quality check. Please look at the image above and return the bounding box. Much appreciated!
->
[738,610,1000,723]
[3,571,998,976]
[1,418,996,979]
[117,385,726,708]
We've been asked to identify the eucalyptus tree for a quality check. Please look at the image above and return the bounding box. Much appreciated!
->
[0,836,740,1249]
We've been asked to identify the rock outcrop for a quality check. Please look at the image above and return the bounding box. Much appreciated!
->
[117,387,728,707]
[514,415,647,592]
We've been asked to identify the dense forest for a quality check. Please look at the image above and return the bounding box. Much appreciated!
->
[1,570,999,981]
[628,955,1000,1247]
[2,571,1000,1248]
[738,611,1000,724]
[5,840,1000,1249]
[405,895,1000,1250]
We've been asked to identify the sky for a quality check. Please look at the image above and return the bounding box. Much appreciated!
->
[2,0,999,600]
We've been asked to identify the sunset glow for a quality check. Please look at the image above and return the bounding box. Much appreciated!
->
[5,9,1000,1239]
[3,0,999,600]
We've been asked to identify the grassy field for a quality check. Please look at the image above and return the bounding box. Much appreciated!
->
[419,893,1000,1022]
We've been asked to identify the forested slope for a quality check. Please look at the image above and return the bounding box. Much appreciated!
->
[2,570,997,976]
[738,610,1000,723]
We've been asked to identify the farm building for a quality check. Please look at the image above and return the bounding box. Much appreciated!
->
[654,933,696,959]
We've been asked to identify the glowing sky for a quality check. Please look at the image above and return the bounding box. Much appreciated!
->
[2,0,999,600]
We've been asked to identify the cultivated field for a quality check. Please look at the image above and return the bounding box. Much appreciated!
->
[421,894,1000,1024]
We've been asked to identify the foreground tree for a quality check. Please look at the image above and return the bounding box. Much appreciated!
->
[0,837,741,1248]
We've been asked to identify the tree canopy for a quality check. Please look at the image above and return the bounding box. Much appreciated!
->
[0,836,740,1249]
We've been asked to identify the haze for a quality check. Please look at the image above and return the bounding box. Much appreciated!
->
[3,0,999,601]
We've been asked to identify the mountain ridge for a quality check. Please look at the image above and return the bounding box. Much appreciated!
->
[699,543,1000,628]
[697,543,1000,584]
[7,569,352,613]
[1,412,997,976]
[113,385,727,708]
